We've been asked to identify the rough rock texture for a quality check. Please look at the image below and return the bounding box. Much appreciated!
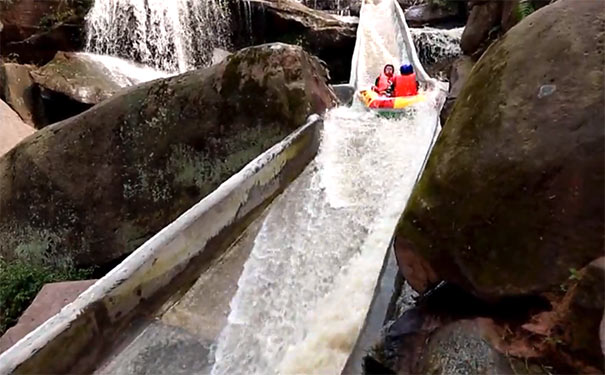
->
[460,1,501,56]
[418,319,513,374]
[0,100,35,157]
[0,63,47,127]
[563,258,605,367]
[30,51,164,105]
[461,0,552,56]
[0,0,92,65]
[230,0,357,83]
[439,55,474,125]
[411,27,463,70]
[0,279,96,354]
[396,0,605,299]
[405,3,460,26]
[0,43,337,267]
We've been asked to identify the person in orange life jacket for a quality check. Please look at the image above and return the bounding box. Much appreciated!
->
[371,64,395,96]
[390,64,418,97]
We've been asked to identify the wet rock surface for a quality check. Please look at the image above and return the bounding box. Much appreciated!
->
[230,0,357,83]
[0,63,47,127]
[0,43,336,268]
[31,51,131,105]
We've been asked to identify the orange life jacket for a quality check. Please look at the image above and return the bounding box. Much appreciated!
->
[393,73,418,97]
[375,73,393,92]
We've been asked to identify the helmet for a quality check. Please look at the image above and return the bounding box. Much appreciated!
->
[400,64,413,75]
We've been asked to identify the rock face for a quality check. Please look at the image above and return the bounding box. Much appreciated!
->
[460,0,501,56]
[0,0,91,65]
[563,258,605,367]
[396,0,604,298]
[0,100,35,157]
[439,55,474,124]
[405,3,461,27]
[0,63,47,128]
[230,0,357,83]
[418,319,512,375]
[461,0,551,56]
[0,279,96,354]
[0,43,337,267]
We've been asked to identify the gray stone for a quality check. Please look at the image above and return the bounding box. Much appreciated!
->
[97,322,211,375]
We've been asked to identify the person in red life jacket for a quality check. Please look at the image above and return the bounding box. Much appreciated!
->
[371,64,395,96]
[391,64,418,97]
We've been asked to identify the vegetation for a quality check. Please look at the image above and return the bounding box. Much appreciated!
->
[38,0,94,30]
[0,257,93,335]
[515,0,536,21]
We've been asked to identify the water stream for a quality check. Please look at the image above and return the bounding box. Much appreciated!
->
[85,0,231,72]
[211,0,445,373]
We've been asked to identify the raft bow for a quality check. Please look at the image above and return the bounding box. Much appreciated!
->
[358,89,425,113]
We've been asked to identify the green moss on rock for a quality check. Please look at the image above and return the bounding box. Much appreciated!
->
[0,43,336,268]
[396,0,605,298]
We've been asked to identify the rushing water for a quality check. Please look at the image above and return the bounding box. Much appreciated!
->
[411,26,464,67]
[85,0,231,73]
[211,0,446,373]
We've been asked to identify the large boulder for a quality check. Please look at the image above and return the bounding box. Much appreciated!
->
[461,0,552,57]
[0,63,47,128]
[396,0,604,299]
[460,0,501,56]
[230,0,357,83]
[0,0,91,65]
[0,43,337,268]
[30,51,168,123]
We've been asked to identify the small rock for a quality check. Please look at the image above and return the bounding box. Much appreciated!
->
[0,279,97,354]
[0,63,47,127]
[0,99,35,157]
[418,319,513,375]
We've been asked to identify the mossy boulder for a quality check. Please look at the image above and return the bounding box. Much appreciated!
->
[30,52,167,106]
[0,43,337,268]
[396,0,604,299]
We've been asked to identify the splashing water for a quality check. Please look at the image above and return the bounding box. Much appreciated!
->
[76,52,171,86]
[211,0,445,373]
[85,0,231,73]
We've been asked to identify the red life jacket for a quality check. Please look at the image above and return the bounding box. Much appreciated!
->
[375,73,393,93]
[393,73,418,97]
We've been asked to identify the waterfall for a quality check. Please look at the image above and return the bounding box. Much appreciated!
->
[411,26,464,67]
[85,0,232,73]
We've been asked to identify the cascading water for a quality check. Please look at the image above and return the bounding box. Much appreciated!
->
[211,0,446,373]
[411,26,464,67]
[85,0,231,73]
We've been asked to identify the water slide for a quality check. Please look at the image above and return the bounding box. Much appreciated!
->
[0,0,446,373]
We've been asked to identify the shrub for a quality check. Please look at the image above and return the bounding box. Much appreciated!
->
[0,257,93,335]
